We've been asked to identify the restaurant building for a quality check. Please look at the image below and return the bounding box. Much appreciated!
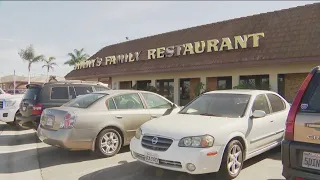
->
[65,3,320,105]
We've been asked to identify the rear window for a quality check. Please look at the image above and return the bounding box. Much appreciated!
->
[24,86,41,101]
[299,72,320,113]
[74,86,93,96]
[64,93,107,108]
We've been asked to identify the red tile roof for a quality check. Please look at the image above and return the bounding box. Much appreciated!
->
[65,3,320,79]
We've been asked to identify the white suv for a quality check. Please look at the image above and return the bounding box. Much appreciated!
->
[0,94,24,126]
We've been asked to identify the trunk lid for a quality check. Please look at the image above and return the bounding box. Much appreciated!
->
[20,84,42,117]
[40,107,72,131]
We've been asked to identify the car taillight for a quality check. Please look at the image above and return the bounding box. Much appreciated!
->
[60,112,76,129]
[285,69,317,141]
[32,103,43,115]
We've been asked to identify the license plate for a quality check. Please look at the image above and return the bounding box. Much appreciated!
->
[144,152,159,164]
[302,151,320,170]
[46,116,55,127]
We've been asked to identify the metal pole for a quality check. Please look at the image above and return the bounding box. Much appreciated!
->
[13,70,16,95]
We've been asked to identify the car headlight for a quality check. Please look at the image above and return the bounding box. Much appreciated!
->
[135,128,142,139]
[178,135,214,148]
[4,100,16,107]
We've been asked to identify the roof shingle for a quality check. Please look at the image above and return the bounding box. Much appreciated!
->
[65,3,320,79]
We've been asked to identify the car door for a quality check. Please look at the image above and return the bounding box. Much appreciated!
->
[140,92,174,119]
[106,93,151,143]
[247,94,273,152]
[266,93,289,142]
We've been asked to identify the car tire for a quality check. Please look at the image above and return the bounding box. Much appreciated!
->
[95,128,122,158]
[217,139,244,180]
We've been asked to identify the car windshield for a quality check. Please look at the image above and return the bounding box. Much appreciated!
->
[64,93,107,108]
[179,93,251,118]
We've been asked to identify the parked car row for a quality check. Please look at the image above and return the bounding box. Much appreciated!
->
[3,66,320,180]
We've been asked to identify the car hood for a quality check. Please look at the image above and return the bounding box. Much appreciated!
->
[141,114,237,140]
[0,94,13,99]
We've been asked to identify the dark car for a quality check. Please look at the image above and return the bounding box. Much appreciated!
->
[16,81,110,129]
[282,66,320,180]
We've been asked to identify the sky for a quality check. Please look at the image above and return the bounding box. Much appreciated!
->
[0,1,317,78]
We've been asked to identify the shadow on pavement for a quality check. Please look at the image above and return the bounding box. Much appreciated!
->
[0,124,25,132]
[79,147,282,180]
[0,142,131,173]
[0,132,38,146]
[243,146,281,169]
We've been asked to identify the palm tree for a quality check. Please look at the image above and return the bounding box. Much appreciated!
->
[64,48,90,66]
[42,56,57,82]
[18,44,44,84]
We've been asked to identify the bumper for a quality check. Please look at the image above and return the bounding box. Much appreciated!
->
[15,115,40,129]
[130,137,224,174]
[0,108,17,122]
[282,140,320,180]
[37,126,93,150]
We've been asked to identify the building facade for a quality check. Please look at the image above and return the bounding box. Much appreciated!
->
[65,3,320,105]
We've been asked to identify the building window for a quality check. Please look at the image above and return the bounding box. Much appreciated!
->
[239,75,270,90]
[136,80,151,90]
[217,76,232,90]
[156,79,174,102]
[119,81,132,89]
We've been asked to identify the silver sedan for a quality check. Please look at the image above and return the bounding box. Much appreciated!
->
[37,90,180,157]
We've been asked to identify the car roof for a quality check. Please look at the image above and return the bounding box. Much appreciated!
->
[204,89,276,95]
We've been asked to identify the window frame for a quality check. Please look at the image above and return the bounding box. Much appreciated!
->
[106,97,118,110]
[49,86,70,101]
[140,92,173,109]
[107,93,146,110]
[251,93,272,115]
[266,93,286,114]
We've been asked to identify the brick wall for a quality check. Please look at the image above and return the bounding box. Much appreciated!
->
[207,77,217,91]
[284,73,308,102]
[190,78,200,100]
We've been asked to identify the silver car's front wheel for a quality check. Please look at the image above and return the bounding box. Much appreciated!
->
[96,128,122,157]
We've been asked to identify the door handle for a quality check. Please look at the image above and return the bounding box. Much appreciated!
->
[115,115,123,119]
[270,120,274,122]
[151,115,158,118]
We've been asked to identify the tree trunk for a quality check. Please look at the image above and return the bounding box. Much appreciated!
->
[28,63,31,84]
[47,67,49,82]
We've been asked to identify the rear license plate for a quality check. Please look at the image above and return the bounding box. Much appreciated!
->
[302,151,320,170]
[144,152,159,164]
[45,116,55,127]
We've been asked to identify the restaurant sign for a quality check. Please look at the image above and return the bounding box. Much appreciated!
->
[74,32,264,70]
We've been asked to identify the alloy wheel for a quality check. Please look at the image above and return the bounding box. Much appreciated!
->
[227,144,243,176]
[100,132,120,155]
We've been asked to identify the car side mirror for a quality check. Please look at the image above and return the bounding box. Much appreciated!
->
[251,110,267,118]
[170,103,177,109]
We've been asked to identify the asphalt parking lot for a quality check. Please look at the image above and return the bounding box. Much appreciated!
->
[0,122,285,180]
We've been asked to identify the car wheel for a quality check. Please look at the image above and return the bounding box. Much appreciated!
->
[217,140,244,180]
[95,128,122,157]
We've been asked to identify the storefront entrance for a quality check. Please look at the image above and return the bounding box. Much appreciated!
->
[179,78,191,106]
